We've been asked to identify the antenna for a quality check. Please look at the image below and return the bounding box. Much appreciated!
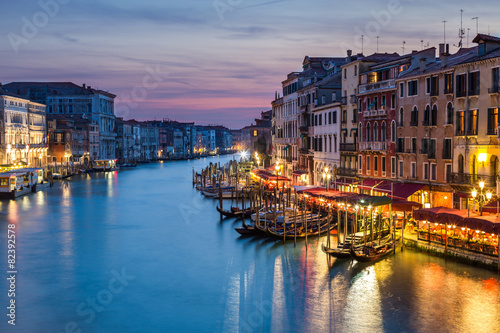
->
[457,10,465,48]
[402,41,406,54]
[443,20,447,44]
[361,35,364,54]
[376,36,379,52]
[421,40,423,49]
[472,17,478,35]
[467,28,470,47]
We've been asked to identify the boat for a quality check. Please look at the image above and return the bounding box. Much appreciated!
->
[349,236,398,262]
[266,217,334,239]
[234,226,254,236]
[216,205,243,218]
[323,231,390,259]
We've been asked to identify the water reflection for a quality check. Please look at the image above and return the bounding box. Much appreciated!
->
[0,155,499,333]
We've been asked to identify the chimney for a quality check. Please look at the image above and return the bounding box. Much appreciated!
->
[347,49,352,61]
[439,43,449,68]
[82,83,86,89]
[88,86,92,90]
[419,58,426,72]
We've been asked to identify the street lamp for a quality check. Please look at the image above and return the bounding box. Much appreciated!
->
[471,180,492,216]
[322,167,331,191]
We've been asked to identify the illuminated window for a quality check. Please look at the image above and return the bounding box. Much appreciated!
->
[253,130,258,137]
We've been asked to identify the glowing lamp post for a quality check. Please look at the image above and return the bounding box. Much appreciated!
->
[471,181,492,216]
[322,167,331,191]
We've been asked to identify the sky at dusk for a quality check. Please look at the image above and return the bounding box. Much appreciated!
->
[1,0,500,129]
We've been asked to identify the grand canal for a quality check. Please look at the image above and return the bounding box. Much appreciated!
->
[1,155,500,333]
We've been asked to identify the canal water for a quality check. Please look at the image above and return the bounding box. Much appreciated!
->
[1,155,500,333]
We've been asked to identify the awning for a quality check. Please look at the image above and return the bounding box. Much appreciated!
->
[357,178,383,190]
[391,183,425,199]
[358,195,392,207]
[292,170,308,176]
[391,198,422,212]
[293,185,321,192]
[455,191,472,198]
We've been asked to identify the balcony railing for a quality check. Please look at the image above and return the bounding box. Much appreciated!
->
[488,86,500,94]
[456,90,467,97]
[487,128,497,135]
[358,79,396,94]
[359,141,386,151]
[409,121,419,127]
[447,173,496,187]
[397,121,404,127]
[337,168,357,177]
[299,125,308,133]
[442,150,452,159]
[469,89,480,96]
[339,143,357,152]
[349,95,357,104]
[444,87,454,94]
[298,148,310,154]
[341,96,347,104]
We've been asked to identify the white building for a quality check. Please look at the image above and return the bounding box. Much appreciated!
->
[3,82,117,159]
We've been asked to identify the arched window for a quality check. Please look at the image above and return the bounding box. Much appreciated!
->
[446,103,453,125]
[411,106,418,126]
[381,121,387,141]
[373,122,378,141]
[391,120,396,142]
[491,155,498,183]
[471,155,477,182]
[458,155,464,174]
[431,104,438,126]
[399,107,404,126]
[424,105,430,125]
[366,123,371,142]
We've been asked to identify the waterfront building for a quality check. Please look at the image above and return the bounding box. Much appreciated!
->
[27,101,48,167]
[115,118,135,163]
[308,72,343,186]
[3,82,117,159]
[338,52,397,184]
[357,52,414,186]
[47,115,88,166]
[0,93,30,165]
[0,92,48,167]
[230,129,243,151]
[448,34,500,208]
[395,45,477,207]
[273,56,346,179]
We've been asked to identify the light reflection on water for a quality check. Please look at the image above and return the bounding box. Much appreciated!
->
[0,155,499,333]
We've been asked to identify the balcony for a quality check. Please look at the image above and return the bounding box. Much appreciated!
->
[447,172,496,187]
[442,150,452,159]
[456,90,467,98]
[430,89,439,97]
[298,148,310,154]
[359,141,386,151]
[397,121,404,127]
[341,96,347,104]
[299,125,309,133]
[488,86,500,94]
[487,128,497,136]
[409,121,419,127]
[337,168,357,177]
[349,95,357,104]
[468,89,480,96]
[340,143,357,152]
[358,79,396,94]
[422,120,430,126]
[444,87,454,94]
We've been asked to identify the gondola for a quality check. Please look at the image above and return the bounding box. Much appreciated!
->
[216,205,240,218]
[323,231,390,259]
[234,226,254,235]
[266,217,334,239]
[349,237,398,262]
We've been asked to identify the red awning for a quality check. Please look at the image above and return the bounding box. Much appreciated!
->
[357,179,383,190]
[292,170,308,176]
[391,198,422,212]
[455,192,472,198]
[390,183,425,199]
